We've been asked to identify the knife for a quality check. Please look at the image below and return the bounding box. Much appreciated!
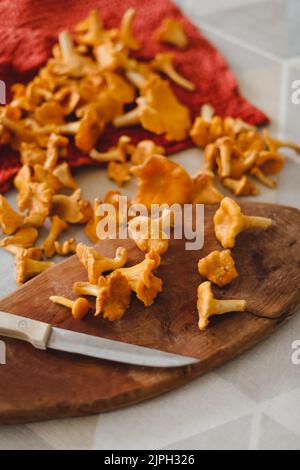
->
[0,311,198,368]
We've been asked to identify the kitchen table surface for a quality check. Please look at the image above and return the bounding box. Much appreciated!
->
[1,0,300,450]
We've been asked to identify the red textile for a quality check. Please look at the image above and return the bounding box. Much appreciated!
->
[0,0,268,193]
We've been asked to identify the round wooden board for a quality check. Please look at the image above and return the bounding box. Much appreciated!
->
[0,202,300,423]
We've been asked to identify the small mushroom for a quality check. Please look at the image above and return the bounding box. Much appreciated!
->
[131,154,193,207]
[93,40,125,72]
[228,151,257,179]
[130,140,165,165]
[14,164,32,212]
[192,172,224,204]
[4,244,42,260]
[20,142,46,166]
[150,53,195,91]
[128,210,171,255]
[52,162,78,190]
[119,8,141,51]
[0,195,23,235]
[198,250,238,287]
[250,166,277,188]
[60,109,104,153]
[0,226,38,248]
[113,76,191,142]
[222,175,259,196]
[34,102,65,126]
[214,197,273,249]
[74,10,106,46]
[115,250,162,306]
[155,18,188,49]
[107,161,131,186]
[44,133,69,170]
[51,189,92,224]
[54,238,77,256]
[76,242,128,284]
[15,248,54,284]
[263,129,300,154]
[51,31,99,77]
[50,295,90,320]
[197,281,246,330]
[41,216,68,258]
[255,150,284,175]
[190,107,223,147]
[73,271,131,320]
[215,137,234,179]
[22,182,53,227]
[90,135,131,163]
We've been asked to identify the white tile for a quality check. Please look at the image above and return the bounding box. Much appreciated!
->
[199,0,300,60]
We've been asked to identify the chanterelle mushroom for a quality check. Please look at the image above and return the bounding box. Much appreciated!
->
[119,8,141,51]
[50,31,99,77]
[90,135,132,163]
[198,250,238,287]
[113,76,191,142]
[73,271,131,320]
[223,176,259,197]
[107,161,131,186]
[41,216,68,258]
[22,182,53,227]
[54,238,77,256]
[44,133,69,170]
[150,53,195,91]
[130,140,165,166]
[60,109,104,153]
[52,162,78,190]
[76,242,128,284]
[51,189,92,224]
[263,129,300,154]
[197,281,246,330]
[50,295,90,320]
[131,154,193,207]
[128,209,171,255]
[15,248,54,284]
[115,250,162,306]
[214,197,273,249]
[155,18,188,49]
[0,195,23,235]
[192,172,224,205]
[0,226,38,248]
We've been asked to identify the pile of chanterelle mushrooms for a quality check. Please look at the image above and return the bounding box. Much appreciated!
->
[0,8,298,329]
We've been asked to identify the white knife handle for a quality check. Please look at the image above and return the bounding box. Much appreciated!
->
[0,311,51,349]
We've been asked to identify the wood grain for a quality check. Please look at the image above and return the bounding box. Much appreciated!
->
[0,202,300,424]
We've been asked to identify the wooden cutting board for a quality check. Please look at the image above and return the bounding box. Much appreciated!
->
[1,202,300,424]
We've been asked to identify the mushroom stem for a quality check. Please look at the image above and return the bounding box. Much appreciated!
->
[50,295,90,319]
[242,215,272,231]
[263,129,300,154]
[113,107,140,127]
[125,71,147,88]
[218,138,232,178]
[50,295,73,309]
[158,62,195,91]
[212,299,246,315]
[72,281,99,297]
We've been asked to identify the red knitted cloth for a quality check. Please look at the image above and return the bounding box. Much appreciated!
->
[0,0,268,193]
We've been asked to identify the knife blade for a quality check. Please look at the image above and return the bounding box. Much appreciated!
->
[0,311,198,368]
